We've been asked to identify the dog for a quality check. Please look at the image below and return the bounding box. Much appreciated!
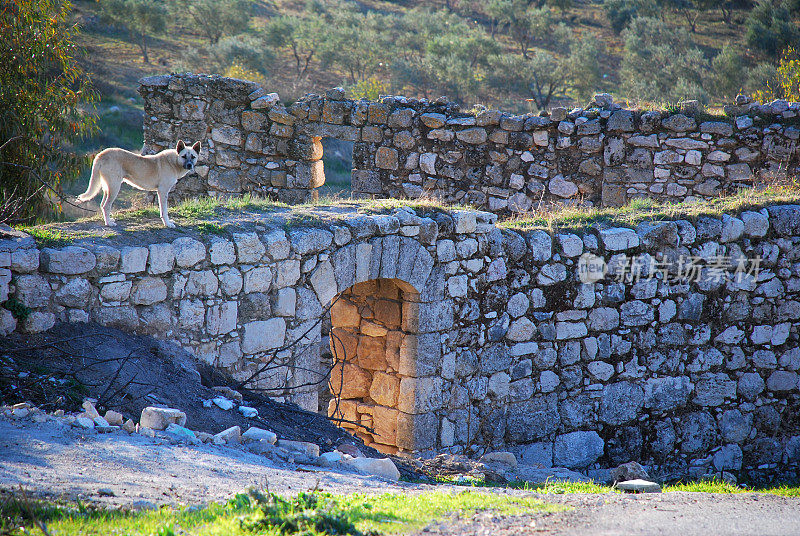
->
[77,140,201,228]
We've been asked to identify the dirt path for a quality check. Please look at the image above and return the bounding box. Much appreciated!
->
[2,418,799,536]
[0,418,415,509]
[420,492,800,536]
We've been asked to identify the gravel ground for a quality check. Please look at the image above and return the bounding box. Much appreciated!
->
[2,417,799,536]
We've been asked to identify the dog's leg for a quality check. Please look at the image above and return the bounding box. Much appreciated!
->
[157,188,176,228]
[101,180,121,227]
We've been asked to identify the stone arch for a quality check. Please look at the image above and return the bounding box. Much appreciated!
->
[327,278,417,454]
[304,235,444,454]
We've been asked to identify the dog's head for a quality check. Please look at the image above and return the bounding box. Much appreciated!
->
[176,140,201,171]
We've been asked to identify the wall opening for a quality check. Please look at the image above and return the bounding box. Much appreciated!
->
[327,278,418,455]
[318,137,353,197]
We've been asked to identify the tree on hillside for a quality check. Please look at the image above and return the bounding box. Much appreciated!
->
[183,0,252,45]
[390,9,498,103]
[317,2,392,84]
[485,0,516,39]
[604,0,661,34]
[209,34,274,78]
[99,0,167,63]
[659,0,715,33]
[263,13,327,82]
[489,30,602,109]
[620,17,710,102]
[0,0,97,223]
[508,5,555,58]
[711,45,748,99]
[745,0,798,58]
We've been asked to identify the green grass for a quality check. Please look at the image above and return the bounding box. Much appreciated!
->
[0,489,563,536]
[17,227,73,247]
[501,181,800,233]
[664,481,800,496]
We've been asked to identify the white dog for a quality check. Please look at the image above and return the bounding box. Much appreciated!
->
[77,140,201,227]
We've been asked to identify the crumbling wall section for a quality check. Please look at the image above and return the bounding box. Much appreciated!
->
[140,74,800,211]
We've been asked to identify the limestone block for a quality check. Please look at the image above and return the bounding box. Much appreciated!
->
[553,431,604,468]
[148,243,175,274]
[131,277,167,305]
[242,318,286,354]
[599,227,639,251]
[14,274,51,307]
[219,268,243,295]
[275,259,301,288]
[21,311,55,333]
[206,301,238,335]
[289,228,333,255]
[140,407,186,430]
[375,147,398,170]
[40,246,96,275]
[185,270,219,296]
[173,237,206,267]
[120,246,148,273]
[209,237,235,265]
[330,362,371,399]
[310,260,337,306]
[233,232,266,263]
[369,372,400,406]
[243,266,272,293]
[55,278,92,308]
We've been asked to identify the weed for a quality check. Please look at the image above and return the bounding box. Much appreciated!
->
[1,298,31,321]
[17,227,72,247]
[195,222,226,235]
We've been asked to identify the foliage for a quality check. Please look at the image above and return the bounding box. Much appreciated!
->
[711,44,747,100]
[745,0,798,58]
[0,0,97,224]
[390,8,497,103]
[620,16,710,103]
[182,0,252,45]
[317,1,392,85]
[2,297,32,321]
[489,28,602,110]
[603,0,661,33]
[752,47,800,102]
[775,47,800,101]
[748,62,779,103]
[349,77,389,101]
[98,0,167,63]
[210,34,273,78]
[262,13,327,81]
[660,0,716,32]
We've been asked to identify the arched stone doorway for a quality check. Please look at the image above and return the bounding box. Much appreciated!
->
[327,277,419,455]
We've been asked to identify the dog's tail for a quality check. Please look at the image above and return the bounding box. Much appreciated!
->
[77,159,103,202]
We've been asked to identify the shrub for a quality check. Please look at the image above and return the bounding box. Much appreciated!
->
[0,0,97,224]
[745,0,798,58]
[620,17,710,103]
[604,0,660,34]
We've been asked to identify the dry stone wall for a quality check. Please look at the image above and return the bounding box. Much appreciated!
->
[3,202,800,482]
[140,74,800,211]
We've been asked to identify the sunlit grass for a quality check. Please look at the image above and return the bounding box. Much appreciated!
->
[500,181,800,232]
[1,490,563,536]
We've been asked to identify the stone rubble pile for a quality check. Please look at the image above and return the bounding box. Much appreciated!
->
[1,398,402,482]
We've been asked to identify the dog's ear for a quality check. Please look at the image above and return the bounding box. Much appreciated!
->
[176,140,186,152]
[192,141,201,154]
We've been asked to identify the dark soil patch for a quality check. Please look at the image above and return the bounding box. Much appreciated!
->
[0,322,421,479]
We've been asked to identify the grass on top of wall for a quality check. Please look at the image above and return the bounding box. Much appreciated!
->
[500,181,800,233]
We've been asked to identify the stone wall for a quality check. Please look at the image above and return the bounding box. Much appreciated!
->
[140,74,799,211]
[3,202,800,481]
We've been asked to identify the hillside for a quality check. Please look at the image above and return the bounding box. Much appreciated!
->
[63,0,797,203]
